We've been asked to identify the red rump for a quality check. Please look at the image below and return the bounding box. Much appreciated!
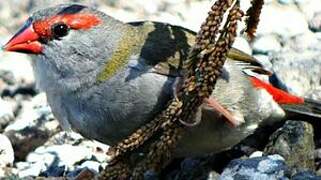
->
[250,77,304,104]
[33,13,101,38]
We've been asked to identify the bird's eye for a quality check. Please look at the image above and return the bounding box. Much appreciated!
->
[52,23,69,39]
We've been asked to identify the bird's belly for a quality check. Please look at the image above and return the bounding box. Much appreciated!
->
[56,69,175,145]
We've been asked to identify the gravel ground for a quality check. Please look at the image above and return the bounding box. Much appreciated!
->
[1,0,321,179]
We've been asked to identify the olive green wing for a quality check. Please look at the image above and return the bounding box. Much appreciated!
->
[129,21,270,77]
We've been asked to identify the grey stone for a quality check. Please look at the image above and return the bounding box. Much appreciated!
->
[264,121,315,172]
[44,131,85,147]
[5,93,55,132]
[309,12,321,32]
[175,158,205,179]
[292,171,321,180]
[3,93,59,161]
[144,170,159,180]
[39,165,65,177]
[271,51,321,98]
[220,154,290,180]
[0,70,15,86]
[305,87,321,102]
[283,32,321,52]
[20,131,108,177]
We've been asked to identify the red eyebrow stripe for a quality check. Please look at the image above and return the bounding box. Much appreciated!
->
[33,13,101,38]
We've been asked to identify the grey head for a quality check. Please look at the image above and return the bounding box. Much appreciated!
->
[4,4,128,93]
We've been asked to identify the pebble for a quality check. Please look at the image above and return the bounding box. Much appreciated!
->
[0,134,14,167]
[16,161,45,178]
[5,93,54,132]
[0,52,34,85]
[233,37,252,55]
[309,12,321,32]
[283,32,321,52]
[27,145,92,169]
[254,55,273,72]
[220,154,290,180]
[249,151,263,158]
[271,51,321,98]
[252,34,282,55]
[292,171,321,180]
[78,160,101,174]
[257,3,309,38]
[0,98,15,131]
[265,121,315,172]
[297,0,321,20]
[44,131,109,163]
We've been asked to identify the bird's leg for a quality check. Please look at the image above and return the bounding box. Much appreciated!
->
[204,97,240,127]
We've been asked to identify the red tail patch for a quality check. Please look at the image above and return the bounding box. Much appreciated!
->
[250,77,304,104]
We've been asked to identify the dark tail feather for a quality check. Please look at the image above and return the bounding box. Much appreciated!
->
[281,99,321,120]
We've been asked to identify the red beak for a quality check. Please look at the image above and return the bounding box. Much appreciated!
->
[2,18,43,54]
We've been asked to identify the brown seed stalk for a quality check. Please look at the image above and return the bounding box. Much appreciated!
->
[244,0,264,40]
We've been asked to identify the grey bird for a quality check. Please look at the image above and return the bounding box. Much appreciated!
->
[3,4,321,156]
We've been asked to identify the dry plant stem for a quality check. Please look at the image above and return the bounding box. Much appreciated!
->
[99,157,130,180]
[194,0,233,50]
[244,0,264,40]
[132,1,243,177]
[107,0,234,161]
[101,0,243,179]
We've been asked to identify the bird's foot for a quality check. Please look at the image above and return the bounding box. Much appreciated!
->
[204,97,242,127]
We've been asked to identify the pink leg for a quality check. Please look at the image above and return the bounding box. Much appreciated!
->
[204,98,239,127]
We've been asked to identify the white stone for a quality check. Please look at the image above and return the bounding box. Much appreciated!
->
[257,3,309,38]
[297,0,321,20]
[253,35,282,54]
[233,37,252,55]
[0,134,14,167]
[5,93,52,132]
[272,51,321,97]
[79,161,101,173]
[0,51,34,84]
[17,161,46,178]
[254,55,273,71]
[250,151,263,158]
[283,32,320,52]
[0,98,14,125]
[27,145,92,168]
